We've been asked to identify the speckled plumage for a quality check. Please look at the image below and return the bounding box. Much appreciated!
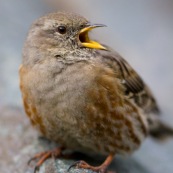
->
[20,12,173,173]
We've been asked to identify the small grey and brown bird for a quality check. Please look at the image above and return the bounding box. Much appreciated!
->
[19,12,173,173]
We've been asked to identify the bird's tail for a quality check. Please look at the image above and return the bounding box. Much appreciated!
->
[150,121,173,140]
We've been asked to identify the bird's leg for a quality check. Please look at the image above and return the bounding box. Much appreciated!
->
[28,146,65,173]
[68,154,115,173]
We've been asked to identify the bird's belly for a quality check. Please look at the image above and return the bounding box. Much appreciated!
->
[21,62,148,155]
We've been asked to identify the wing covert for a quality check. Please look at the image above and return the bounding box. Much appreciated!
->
[98,50,160,114]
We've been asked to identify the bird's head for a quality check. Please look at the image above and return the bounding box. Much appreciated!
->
[26,12,106,51]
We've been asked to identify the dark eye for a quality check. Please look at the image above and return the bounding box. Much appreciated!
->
[80,24,85,28]
[56,26,67,34]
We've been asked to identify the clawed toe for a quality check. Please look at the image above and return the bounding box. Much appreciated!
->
[68,154,115,173]
[28,146,65,173]
[28,152,47,165]
[68,160,88,171]
[68,160,113,173]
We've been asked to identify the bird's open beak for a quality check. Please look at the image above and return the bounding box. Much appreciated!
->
[79,23,107,50]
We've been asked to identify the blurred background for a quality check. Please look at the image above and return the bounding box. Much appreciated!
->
[0,0,173,173]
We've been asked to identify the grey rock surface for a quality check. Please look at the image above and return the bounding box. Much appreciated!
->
[0,0,173,173]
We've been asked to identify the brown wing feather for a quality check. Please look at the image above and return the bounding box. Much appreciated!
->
[98,50,160,114]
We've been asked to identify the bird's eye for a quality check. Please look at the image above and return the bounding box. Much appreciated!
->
[56,26,67,34]
[80,24,85,28]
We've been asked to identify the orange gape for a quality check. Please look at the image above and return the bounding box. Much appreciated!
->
[20,12,173,173]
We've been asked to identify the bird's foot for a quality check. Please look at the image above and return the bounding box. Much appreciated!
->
[28,146,65,173]
[68,160,115,173]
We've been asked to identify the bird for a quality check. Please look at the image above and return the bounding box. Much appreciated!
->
[19,12,173,173]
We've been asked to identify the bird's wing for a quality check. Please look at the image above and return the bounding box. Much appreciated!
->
[98,50,160,114]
